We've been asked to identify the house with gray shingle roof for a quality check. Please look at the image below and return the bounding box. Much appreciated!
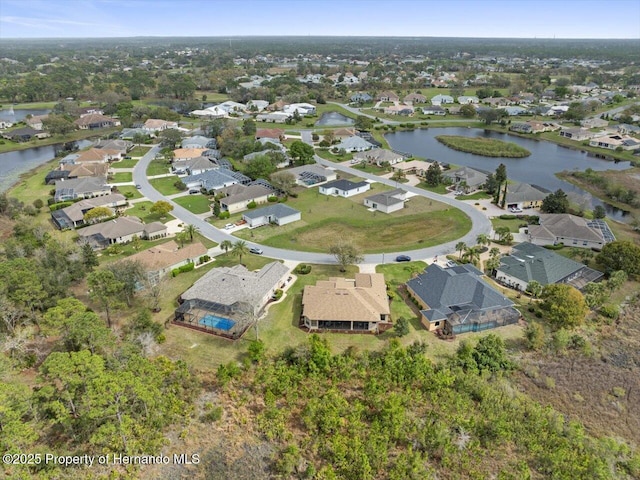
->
[406,263,520,335]
[334,135,374,152]
[54,176,111,202]
[77,216,167,250]
[51,193,127,229]
[494,242,603,292]
[183,168,249,192]
[220,184,273,214]
[528,214,608,250]
[503,181,547,210]
[319,179,371,198]
[353,148,405,166]
[364,188,407,213]
[443,166,488,193]
[242,204,301,228]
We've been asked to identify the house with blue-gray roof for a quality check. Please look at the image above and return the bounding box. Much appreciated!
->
[242,204,301,228]
[183,168,249,192]
[406,263,520,335]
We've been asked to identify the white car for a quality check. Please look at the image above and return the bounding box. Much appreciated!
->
[224,223,234,230]
[509,207,523,213]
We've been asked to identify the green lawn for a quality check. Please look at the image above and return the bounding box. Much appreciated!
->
[456,191,492,201]
[436,135,531,158]
[129,146,152,157]
[351,162,389,175]
[112,158,139,168]
[147,159,171,176]
[7,158,57,206]
[110,172,133,183]
[149,176,183,195]
[232,183,472,253]
[173,194,212,214]
[125,201,175,224]
[417,183,449,194]
[315,149,354,162]
[114,185,144,200]
[491,216,527,233]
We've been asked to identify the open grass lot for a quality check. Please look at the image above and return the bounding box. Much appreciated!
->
[149,175,182,195]
[456,191,492,200]
[436,135,531,158]
[129,145,152,157]
[110,172,133,183]
[490,216,527,233]
[351,162,389,175]
[7,159,56,206]
[125,201,175,224]
[314,148,353,162]
[114,185,144,200]
[233,183,471,253]
[417,182,449,194]
[112,157,139,168]
[172,194,212,214]
[146,159,171,176]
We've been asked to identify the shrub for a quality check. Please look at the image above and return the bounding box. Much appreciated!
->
[272,289,283,300]
[218,211,230,219]
[387,290,396,300]
[267,195,278,203]
[499,214,517,220]
[247,201,257,209]
[543,243,564,250]
[171,268,180,277]
[174,180,187,191]
[49,201,74,211]
[199,255,210,264]
[33,198,44,209]
[295,264,312,274]
[600,303,620,320]
[178,262,195,273]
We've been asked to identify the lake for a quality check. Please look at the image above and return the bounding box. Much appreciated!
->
[315,112,355,126]
[385,127,632,220]
[0,108,51,123]
[0,140,93,193]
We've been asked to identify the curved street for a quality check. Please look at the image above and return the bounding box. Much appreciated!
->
[133,141,492,265]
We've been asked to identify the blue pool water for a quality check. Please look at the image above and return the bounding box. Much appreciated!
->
[199,314,236,331]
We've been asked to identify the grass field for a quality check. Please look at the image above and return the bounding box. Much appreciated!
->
[125,201,175,224]
[173,194,212,214]
[129,146,152,157]
[490,216,527,233]
[417,182,449,194]
[232,183,471,253]
[114,185,144,200]
[112,158,139,168]
[315,149,354,162]
[146,159,171,176]
[110,172,133,183]
[436,135,531,158]
[456,191,492,200]
[149,175,182,195]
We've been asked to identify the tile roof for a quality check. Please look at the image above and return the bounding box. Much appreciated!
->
[126,240,207,272]
[78,216,166,241]
[302,273,390,322]
[529,214,605,243]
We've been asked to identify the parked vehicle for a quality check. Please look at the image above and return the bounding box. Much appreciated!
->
[224,223,234,230]
[395,255,411,262]
[249,247,263,255]
[509,207,523,213]
[445,260,457,268]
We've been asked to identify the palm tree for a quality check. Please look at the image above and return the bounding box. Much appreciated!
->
[455,241,467,260]
[391,169,406,187]
[231,240,249,265]
[182,224,199,242]
[463,246,481,267]
[476,233,490,248]
[220,239,233,254]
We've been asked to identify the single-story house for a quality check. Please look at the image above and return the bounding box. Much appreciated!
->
[94,139,132,155]
[288,164,337,186]
[74,114,120,130]
[74,147,122,164]
[77,216,167,249]
[242,204,301,228]
[334,135,375,152]
[559,127,595,141]
[495,242,603,291]
[378,91,399,102]
[581,118,609,129]
[26,114,48,130]
[350,93,373,103]
[173,148,206,161]
[217,101,247,114]
[589,134,640,151]
[126,240,208,282]
[364,188,407,213]
[51,193,127,229]
[391,160,434,176]
[457,95,480,104]
[143,119,178,133]
[503,106,529,116]
[45,169,71,184]
[246,100,269,112]
[190,106,228,118]
[615,124,640,135]
[54,176,111,202]
[255,129,283,142]
[502,181,547,210]
[353,148,404,166]
[509,121,560,134]
[301,273,391,333]
[256,112,291,123]
[403,93,427,104]
[220,184,272,214]
[406,263,520,335]
[443,166,488,193]
[333,127,357,139]
[283,103,316,116]
[527,214,612,250]
[62,163,109,179]
[319,179,370,197]
[183,168,248,192]
[422,105,447,116]
[431,94,454,105]
[172,156,217,176]
[2,126,49,142]
[119,127,148,140]
[181,136,216,149]
[175,261,290,326]
[383,105,415,116]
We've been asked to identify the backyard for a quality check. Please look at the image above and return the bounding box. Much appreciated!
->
[125,201,175,224]
[114,185,144,200]
[232,182,472,253]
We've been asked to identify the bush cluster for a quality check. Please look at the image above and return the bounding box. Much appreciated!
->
[295,264,312,274]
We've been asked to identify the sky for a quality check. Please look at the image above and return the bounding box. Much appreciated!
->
[1,0,639,39]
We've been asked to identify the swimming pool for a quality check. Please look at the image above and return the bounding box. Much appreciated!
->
[199,314,236,331]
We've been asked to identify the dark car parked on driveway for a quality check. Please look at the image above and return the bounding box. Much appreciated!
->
[396,255,411,262]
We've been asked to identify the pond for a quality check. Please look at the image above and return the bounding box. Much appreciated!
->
[0,140,93,193]
[385,127,632,221]
[0,108,51,123]
[315,111,355,126]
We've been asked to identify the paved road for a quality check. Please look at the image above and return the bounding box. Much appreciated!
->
[133,143,492,264]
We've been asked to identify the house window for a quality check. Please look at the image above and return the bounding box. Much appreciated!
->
[434,321,440,326]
